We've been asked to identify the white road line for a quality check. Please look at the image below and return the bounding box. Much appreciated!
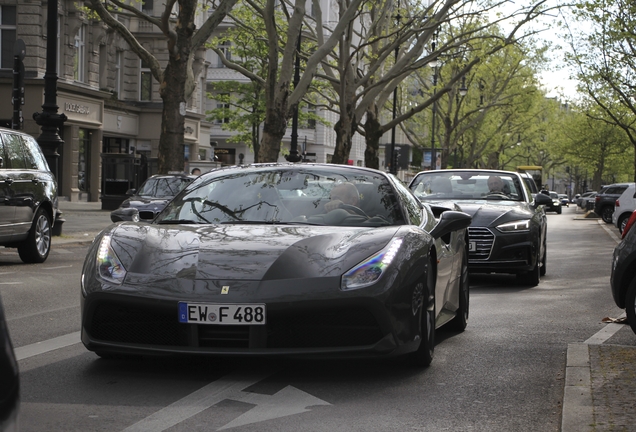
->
[0,282,22,285]
[584,312,628,345]
[14,331,81,361]
[43,265,74,270]
[121,369,277,432]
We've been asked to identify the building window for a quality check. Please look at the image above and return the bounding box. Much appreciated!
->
[141,0,154,15]
[103,137,129,153]
[215,94,230,124]
[217,41,231,68]
[0,6,16,69]
[115,51,123,98]
[140,60,152,101]
[74,24,86,82]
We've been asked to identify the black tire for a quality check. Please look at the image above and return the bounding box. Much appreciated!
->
[540,242,547,277]
[411,265,436,367]
[601,206,614,224]
[618,214,630,234]
[518,253,540,287]
[625,277,636,335]
[556,206,562,214]
[18,208,52,263]
[448,249,469,332]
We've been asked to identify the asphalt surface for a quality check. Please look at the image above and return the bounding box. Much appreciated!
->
[53,200,636,431]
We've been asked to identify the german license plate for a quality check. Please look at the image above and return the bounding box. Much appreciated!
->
[469,241,476,252]
[178,302,266,325]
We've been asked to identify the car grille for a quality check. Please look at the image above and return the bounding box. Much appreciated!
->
[89,302,384,350]
[468,227,494,260]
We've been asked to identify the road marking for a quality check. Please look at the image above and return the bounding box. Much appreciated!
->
[121,367,330,432]
[584,312,627,345]
[0,282,22,285]
[42,265,74,270]
[121,370,275,432]
[14,331,81,361]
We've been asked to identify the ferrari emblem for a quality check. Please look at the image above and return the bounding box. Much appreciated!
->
[221,286,230,294]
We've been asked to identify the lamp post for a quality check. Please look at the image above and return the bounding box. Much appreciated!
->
[33,0,66,181]
[286,29,302,163]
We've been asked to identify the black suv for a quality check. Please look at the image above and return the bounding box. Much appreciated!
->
[0,128,58,263]
[595,183,630,224]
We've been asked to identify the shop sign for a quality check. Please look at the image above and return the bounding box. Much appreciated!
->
[58,92,102,124]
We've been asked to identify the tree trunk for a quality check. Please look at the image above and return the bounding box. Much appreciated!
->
[331,98,357,164]
[363,107,382,169]
[259,103,288,162]
[157,2,196,174]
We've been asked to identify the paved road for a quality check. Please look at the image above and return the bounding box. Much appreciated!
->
[1,204,632,431]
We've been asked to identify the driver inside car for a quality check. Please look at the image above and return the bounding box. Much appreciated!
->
[487,175,508,195]
[325,182,362,213]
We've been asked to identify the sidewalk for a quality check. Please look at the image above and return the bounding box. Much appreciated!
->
[52,200,112,246]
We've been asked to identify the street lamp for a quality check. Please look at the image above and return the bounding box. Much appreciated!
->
[389,4,402,175]
[33,0,66,181]
[286,29,302,163]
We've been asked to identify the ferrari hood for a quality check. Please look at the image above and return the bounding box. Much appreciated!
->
[105,223,400,282]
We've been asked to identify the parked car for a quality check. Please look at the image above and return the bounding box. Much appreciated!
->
[82,164,473,367]
[110,173,195,222]
[610,210,636,335]
[612,183,636,234]
[519,172,540,195]
[578,191,597,210]
[409,169,552,286]
[0,295,19,431]
[558,194,569,207]
[0,127,59,263]
[540,190,562,214]
[595,183,631,224]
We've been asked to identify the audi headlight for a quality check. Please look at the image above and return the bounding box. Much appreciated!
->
[341,238,403,291]
[96,235,127,284]
[496,219,530,232]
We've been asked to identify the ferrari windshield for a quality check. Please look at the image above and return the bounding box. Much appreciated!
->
[155,166,404,226]
[410,171,526,202]
[137,176,192,198]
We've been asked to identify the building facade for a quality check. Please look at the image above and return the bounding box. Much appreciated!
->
[0,0,211,205]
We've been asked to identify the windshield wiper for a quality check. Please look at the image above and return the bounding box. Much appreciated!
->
[220,220,323,225]
[157,219,203,224]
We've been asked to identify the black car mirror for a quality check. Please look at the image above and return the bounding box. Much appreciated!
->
[533,193,552,207]
[126,188,136,196]
[429,210,472,240]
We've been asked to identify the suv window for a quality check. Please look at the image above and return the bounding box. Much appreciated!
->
[1,133,27,169]
[21,135,49,171]
[607,186,628,195]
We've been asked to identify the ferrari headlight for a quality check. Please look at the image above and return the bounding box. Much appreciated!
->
[96,235,127,284]
[341,238,403,291]
[496,219,530,232]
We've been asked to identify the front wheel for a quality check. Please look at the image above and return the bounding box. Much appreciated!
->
[18,208,52,263]
[517,254,540,287]
[625,277,636,335]
[448,249,469,332]
[411,269,436,367]
[601,206,614,223]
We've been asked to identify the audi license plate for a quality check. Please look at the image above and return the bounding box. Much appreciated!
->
[178,302,266,325]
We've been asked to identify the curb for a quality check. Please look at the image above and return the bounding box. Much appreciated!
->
[562,343,593,432]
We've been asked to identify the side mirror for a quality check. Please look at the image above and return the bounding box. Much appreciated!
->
[429,210,472,240]
[126,188,136,196]
[533,193,552,207]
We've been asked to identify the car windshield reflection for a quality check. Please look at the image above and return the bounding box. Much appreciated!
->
[137,177,192,198]
[411,171,525,202]
[155,167,404,227]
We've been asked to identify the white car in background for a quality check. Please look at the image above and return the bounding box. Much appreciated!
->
[613,183,636,233]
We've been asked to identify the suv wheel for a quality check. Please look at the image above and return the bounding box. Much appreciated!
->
[18,208,52,263]
[601,206,614,224]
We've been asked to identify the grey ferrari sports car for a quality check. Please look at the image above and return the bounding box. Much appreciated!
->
[81,164,471,367]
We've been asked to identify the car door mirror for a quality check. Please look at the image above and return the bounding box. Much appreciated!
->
[126,188,136,196]
[533,193,552,207]
[429,210,472,240]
